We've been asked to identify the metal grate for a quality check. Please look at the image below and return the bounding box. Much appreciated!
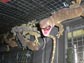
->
[0,0,84,34]
[0,0,71,34]
[66,24,84,63]
[0,0,68,21]
[0,49,33,63]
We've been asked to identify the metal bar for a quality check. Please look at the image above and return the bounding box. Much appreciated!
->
[0,13,24,23]
[64,26,69,63]
[0,4,32,19]
[56,38,59,63]
[5,3,28,14]
[73,44,78,63]
[71,30,75,63]
[70,25,84,32]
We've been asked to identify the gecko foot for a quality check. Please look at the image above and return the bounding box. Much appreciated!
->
[56,29,64,38]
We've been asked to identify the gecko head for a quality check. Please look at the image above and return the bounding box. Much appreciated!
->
[40,18,55,36]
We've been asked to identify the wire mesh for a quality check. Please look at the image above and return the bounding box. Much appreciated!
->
[66,24,84,63]
[0,0,72,33]
[0,49,33,63]
[0,0,70,21]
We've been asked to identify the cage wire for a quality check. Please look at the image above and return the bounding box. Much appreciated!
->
[0,50,33,63]
[1,0,84,34]
[1,0,84,63]
[0,0,70,21]
[66,24,84,63]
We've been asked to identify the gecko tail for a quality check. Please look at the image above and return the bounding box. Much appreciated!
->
[70,0,82,8]
[75,0,82,4]
[70,0,84,17]
[72,0,82,5]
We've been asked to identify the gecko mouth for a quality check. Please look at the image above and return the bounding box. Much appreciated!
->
[41,25,52,36]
